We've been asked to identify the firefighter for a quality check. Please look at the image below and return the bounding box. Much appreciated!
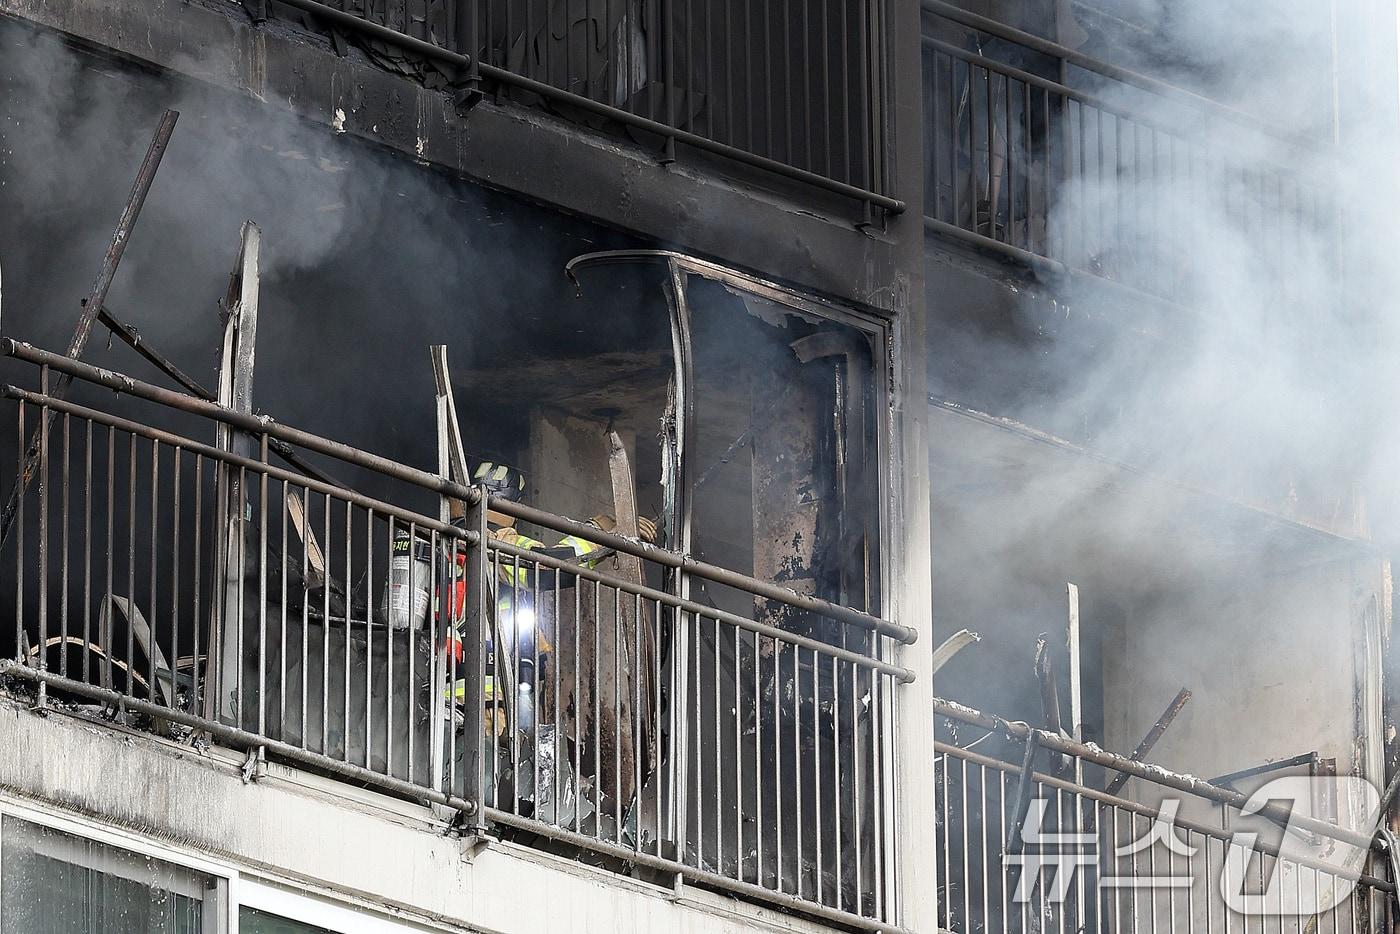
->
[471,460,657,579]
[451,461,656,738]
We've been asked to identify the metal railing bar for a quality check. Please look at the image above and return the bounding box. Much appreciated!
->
[925,213,1066,275]
[929,41,1310,201]
[482,806,913,934]
[921,0,1320,151]
[5,344,910,925]
[0,662,479,815]
[95,305,215,402]
[3,340,908,645]
[0,386,473,545]
[936,740,1396,891]
[473,63,904,213]
[935,698,1381,851]
[270,0,472,73]
[487,539,912,681]
[2,341,474,507]
[922,215,1199,319]
[492,497,909,643]
[924,37,1303,171]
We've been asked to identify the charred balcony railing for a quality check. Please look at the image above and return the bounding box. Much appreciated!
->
[935,700,1396,934]
[920,0,1331,299]
[0,339,915,933]
[251,0,901,216]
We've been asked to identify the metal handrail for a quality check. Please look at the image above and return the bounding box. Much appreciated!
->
[1,339,911,646]
[920,10,1328,302]
[474,63,906,214]
[935,698,1382,852]
[489,534,914,682]
[0,348,909,929]
[0,386,475,545]
[921,34,1312,174]
[920,0,1320,152]
[484,806,914,934]
[937,739,1397,892]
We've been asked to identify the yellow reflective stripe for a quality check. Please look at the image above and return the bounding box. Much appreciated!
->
[558,535,606,568]
[558,535,600,555]
[450,675,497,701]
[495,530,542,586]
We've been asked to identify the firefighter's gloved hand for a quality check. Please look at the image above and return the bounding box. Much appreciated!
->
[588,514,658,544]
[490,525,518,542]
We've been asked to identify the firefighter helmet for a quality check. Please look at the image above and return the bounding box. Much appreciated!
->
[471,461,526,503]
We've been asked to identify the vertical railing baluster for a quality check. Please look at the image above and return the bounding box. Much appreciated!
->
[14,399,24,663]
[258,435,268,737]
[951,56,961,230]
[553,558,563,828]
[461,491,487,831]
[148,438,159,704]
[82,419,93,685]
[856,0,871,192]
[127,437,138,700]
[691,605,704,866]
[276,479,286,743]
[171,449,182,710]
[812,645,823,904]
[342,497,351,762]
[191,455,203,715]
[773,634,783,891]
[820,0,831,180]
[793,640,803,900]
[103,425,114,690]
[364,506,373,768]
[37,375,49,694]
[614,585,623,844]
[572,559,582,834]
[414,521,428,787]
[427,524,444,793]
[59,413,70,679]
[633,590,643,855]
[384,514,394,779]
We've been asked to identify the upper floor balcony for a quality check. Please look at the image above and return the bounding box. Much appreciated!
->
[920,0,1334,303]
[244,0,904,218]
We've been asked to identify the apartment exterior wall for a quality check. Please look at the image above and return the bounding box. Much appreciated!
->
[0,693,843,934]
[0,1,937,931]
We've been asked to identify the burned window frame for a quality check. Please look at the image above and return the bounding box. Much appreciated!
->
[563,249,895,624]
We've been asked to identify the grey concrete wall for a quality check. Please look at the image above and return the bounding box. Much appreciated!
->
[1101,559,1371,810]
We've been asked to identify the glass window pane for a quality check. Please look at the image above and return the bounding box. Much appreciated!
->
[240,907,338,934]
[1,817,211,933]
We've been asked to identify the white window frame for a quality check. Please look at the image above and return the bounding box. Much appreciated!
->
[0,794,443,934]
[233,878,442,934]
[0,794,235,933]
